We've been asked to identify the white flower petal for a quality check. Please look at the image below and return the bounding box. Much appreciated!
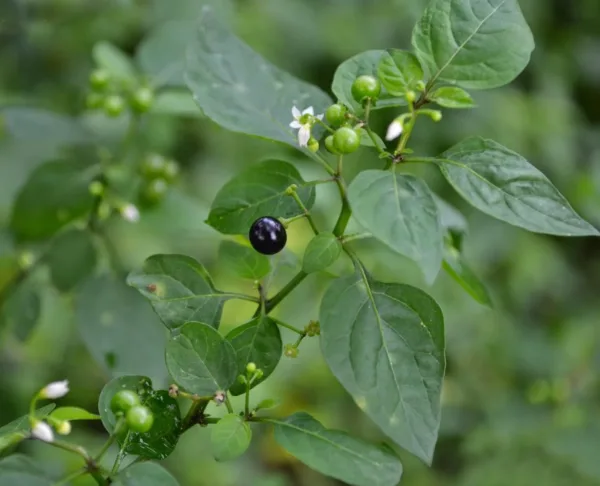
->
[32,421,54,443]
[41,380,69,399]
[303,106,314,116]
[292,106,301,119]
[289,120,302,129]
[385,120,404,141]
[298,126,311,147]
[316,114,324,120]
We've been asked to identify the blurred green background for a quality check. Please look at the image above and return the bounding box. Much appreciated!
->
[1,0,600,485]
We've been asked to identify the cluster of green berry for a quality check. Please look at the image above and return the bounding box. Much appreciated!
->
[85,68,154,117]
[110,389,154,433]
[138,153,180,206]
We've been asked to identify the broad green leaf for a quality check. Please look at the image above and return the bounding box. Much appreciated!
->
[10,159,100,241]
[0,405,55,453]
[302,233,342,274]
[438,137,599,236]
[255,398,279,411]
[211,414,252,462]
[206,160,315,235]
[320,269,445,464]
[226,316,282,396]
[412,0,534,89]
[166,322,238,395]
[429,86,475,109]
[0,455,51,486]
[127,254,236,331]
[185,6,331,148]
[0,280,41,341]
[113,462,179,486]
[271,412,403,486]
[434,195,468,236]
[93,41,138,84]
[348,170,443,283]
[443,243,492,306]
[332,50,406,114]
[150,90,203,118]
[218,240,270,280]
[377,49,424,95]
[98,375,153,433]
[76,275,168,381]
[46,229,96,292]
[49,407,100,421]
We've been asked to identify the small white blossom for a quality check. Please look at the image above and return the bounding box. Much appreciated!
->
[31,421,54,442]
[289,106,323,147]
[120,204,140,223]
[385,119,404,141]
[40,380,69,399]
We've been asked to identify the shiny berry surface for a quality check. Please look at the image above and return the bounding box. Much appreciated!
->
[249,217,287,255]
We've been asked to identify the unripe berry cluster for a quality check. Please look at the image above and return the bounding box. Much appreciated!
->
[138,153,180,206]
[110,389,154,433]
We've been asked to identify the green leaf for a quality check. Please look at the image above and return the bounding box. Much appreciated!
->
[377,49,424,95]
[112,462,179,486]
[438,137,599,236]
[226,316,282,396]
[49,407,100,421]
[332,50,406,115]
[271,412,403,486]
[434,195,468,236]
[443,243,492,306]
[0,405,55,453]
[302,233,342,274]
[93,41,138,84]
[76,275,168,381]
[0,280,41,341]
[127,254,236,331]
[255,398,279,411]
[357,128,385,149]
[429,86,475,109]
[166,322,238,395]
[0,455,52,486]
[150,90,203,118]
[348,170,443,283]
[211,414,252,462]
[206,159,315,235]
[218,241,270,280]
[10,159,100,241]
[412,0,534,89]
[320,269,445,464]
[46,229,96,292]
[185,6,331,148]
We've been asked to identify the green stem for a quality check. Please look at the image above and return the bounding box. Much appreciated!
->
[340,232,372,244]
[224,395,234,414]
[395,102,416,156]
[110,431,130,475]
[310,152,336,176]
[332,155,352,237]
[264,271,308,314]
[228,292,260,303]
[45,440,90,462]
[271,317,305,335]
[362,99,389,157]
[288,186,319,234]
[293,333,307,348]
[53,468,87,486]
[402,156,438,165]
[182,399,209,430]
[314,117,335,134]
[306,178,336,187]
[94,418,124,462]
[244,380,251,418]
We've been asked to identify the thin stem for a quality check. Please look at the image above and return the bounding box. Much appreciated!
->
[224,395,234,414]
[94,418,124,462]
[402,156,439,165]
[332,155,352,237]
[305,178,336,187]
[45,440,90,462]
[228,292,260,303]
[293,333,307,348]
[264,271,308,314]
[110,431,130,475]
[340,232,372,244]
[310,152,336,176]
[244,380,251,418]
[182,399,209,430]
[271,316,305,335]
[314,117,335,134]
[287,186,319,234]
[395,102,416,156]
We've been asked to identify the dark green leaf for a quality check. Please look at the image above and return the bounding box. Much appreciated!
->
[49,407,100,421]
[443,243,492,306]
[0,455,52,486]
[438,137,599,236]
[412,0,534,89]
[113,462,179,486]
[93,41,138,84]
[206,160,315,235]
[271,412,403,486]
[150,90,203,118]
[348,170,443,283]
[302,233,342,274]
[166,322,238,395]
[226,316,282,395]
[377,49,423,95]
[10,159,100,241]
[0,280,41,341]
[211,414,252,462]
[47,229,96,292]
[127,254,236,331]
[0,405,55,453]
[429,86,475,109]
[320,269,445,464]
[186,6,331,148]
[218,240,270,280]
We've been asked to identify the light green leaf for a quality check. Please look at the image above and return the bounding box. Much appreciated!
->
[320,269,445,464]
[271,412,403,486]
[218,240,270,280]
[332,50,406,115]
[438,137,599,236]
[46,229,97,292]
[255,398,279,411]
[113,462,179,486]
[412,0,534,89]
[348,170,443,283]
[357,128,385,149]
[0,280,41,341]
[0,405,55,453]
[150,90,203,118]
[49,407,100,421]
[185,6,331,148]
[302,233,342,274]
[443,243,492,306]
[206,160,315,235]
[429,86,475,109]
[211,414,252,462]
[93,41,138,84]
[166,322,238,396]
[377,49,424,95]
[226,316,282,396]
[127,254,237,331]
[0,455,52,486]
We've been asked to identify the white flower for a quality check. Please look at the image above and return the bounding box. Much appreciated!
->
[40,380,69,399]
[120,203,140,223]
[31,421,54,442]
[385,119,404,141]
[289,106,323,147]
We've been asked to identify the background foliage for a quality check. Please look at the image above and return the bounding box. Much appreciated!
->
[1,0,600,485]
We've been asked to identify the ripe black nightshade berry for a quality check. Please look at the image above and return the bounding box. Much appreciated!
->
[249,217,287,255]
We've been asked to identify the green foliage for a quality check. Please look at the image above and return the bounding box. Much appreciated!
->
[112,462,180,486]
[218,241,271,280]
[0,406,55,453]
[0,280,41,341]
[302,233,342,273]
[49,407,100,421]
[0,455,51,486]
[210,414,252,462]
[92,41,138,84]
[46,229,97,292]
[429,86,475,109]
[378,49,424,96]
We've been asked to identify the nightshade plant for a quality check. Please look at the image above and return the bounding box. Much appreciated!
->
[1,0,598,485]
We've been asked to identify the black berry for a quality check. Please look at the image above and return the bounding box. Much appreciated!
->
[249,217,287,255]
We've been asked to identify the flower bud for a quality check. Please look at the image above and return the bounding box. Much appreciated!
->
[385,119,404,141]
[56,420,71,436]
[246,362,257,374]
[31,421,54,442]
[307,137,319,153]
[40,380,69,399]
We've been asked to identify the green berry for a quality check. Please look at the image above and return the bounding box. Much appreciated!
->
[307,137,319,153]
[126,405,154,433]
[110,390,141,415]
[162,160,180,183]
[324,135,339,154]
[85,93,104,110]
[351,75,381,104]
[130,87,154,114]
[325,104,347,126]
[141,178,168,205]
[246,362,257,374]
[103,95,125,117]
[333,127,361,154]
[89,69,110,90]
[140,153,167,179]
[284,344,299,358]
